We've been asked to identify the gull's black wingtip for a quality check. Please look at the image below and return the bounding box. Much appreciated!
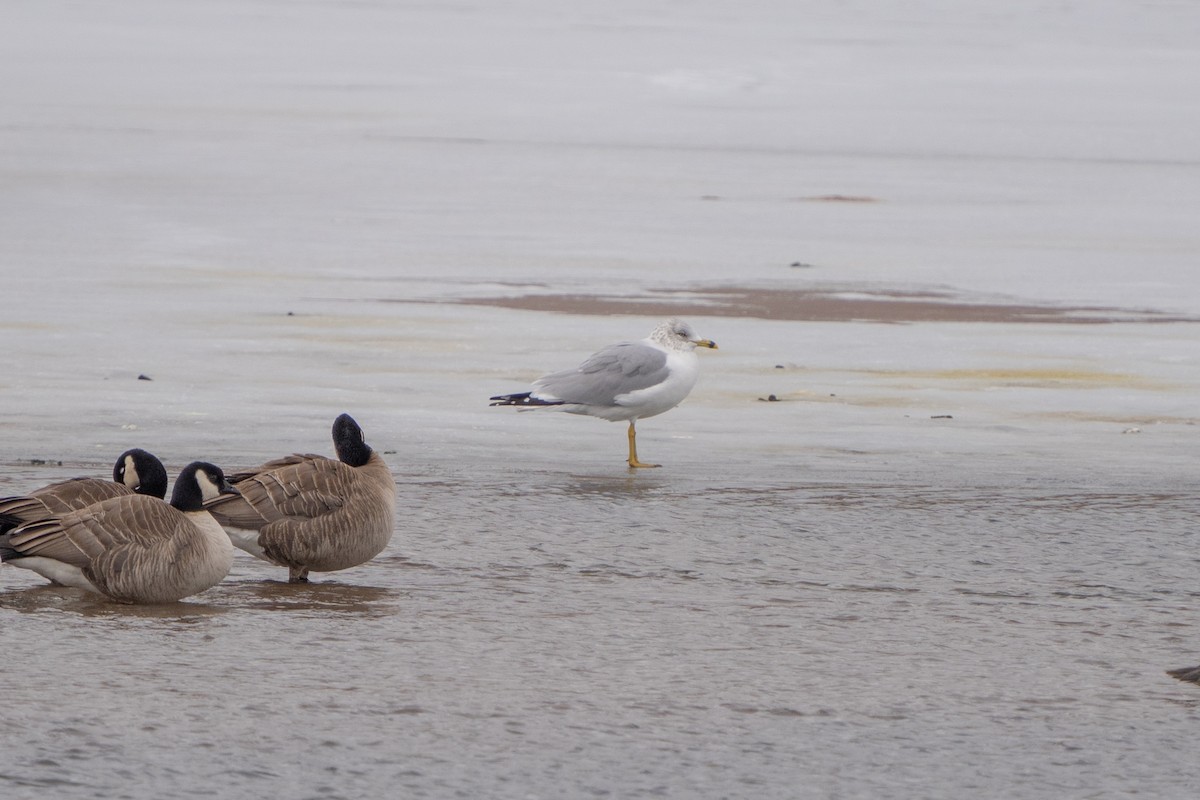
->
[489,392,562,407]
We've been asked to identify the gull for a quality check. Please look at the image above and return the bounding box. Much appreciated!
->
[490,318,718,468]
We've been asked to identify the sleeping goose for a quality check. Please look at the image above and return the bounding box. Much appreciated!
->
[0,462,239,603]
[203,413,397,583]
[0,448,169,521]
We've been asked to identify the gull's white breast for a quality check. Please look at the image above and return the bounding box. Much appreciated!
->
[615,348,699,420]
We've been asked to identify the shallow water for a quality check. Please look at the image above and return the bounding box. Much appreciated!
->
[4,0,1200,798]
[4,452,1200,798]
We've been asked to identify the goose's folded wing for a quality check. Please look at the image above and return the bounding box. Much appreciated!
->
[4,495,168,565]
[31,478,133,512]
[3,518,91,566]
[62,496,181,555]
[70,501,208,598]
[208,456,348,527]
[223,453,325,484]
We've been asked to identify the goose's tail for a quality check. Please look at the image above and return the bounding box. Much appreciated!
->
[1166,665,1200,685]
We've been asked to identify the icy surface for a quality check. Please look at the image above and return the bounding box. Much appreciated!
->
[2,2,1200,798]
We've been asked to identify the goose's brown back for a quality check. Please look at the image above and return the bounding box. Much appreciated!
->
[1,478,134,521]
[207,451,396,575]
[6,494,233,603]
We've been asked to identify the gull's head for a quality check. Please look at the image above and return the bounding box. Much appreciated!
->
[651,318,718,352]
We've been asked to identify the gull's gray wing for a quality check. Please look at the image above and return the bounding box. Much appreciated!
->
[532,342,669,406]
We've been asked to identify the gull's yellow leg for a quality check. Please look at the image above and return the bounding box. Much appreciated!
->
[627,421,660,469]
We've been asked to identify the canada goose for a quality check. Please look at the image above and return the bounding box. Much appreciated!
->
[0,449,168,522]
[0,462,239,603]
[489,318,718,468]
[203,413,397,583]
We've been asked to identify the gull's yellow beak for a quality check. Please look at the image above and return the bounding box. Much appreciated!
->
[694,339,718,350]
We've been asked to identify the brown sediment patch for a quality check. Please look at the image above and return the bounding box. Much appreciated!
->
[437,286,1200,325]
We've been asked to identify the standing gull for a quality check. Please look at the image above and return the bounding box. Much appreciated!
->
[490,318,718,468]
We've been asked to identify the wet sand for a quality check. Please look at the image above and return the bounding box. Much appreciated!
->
[435,284,1200,324]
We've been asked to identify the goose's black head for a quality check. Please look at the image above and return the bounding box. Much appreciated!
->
[332,413,373,468]
[171,462,240,512]
[113,449,169,499]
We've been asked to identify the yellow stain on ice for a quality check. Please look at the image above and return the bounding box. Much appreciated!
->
[852,368,1171,390]
[1035,411,1200,426]
[926,368,1157,388]
[0,322,55,330]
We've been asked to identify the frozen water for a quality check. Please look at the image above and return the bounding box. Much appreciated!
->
[2,2,1200,798]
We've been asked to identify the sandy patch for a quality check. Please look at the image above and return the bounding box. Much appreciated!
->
[435,286,1200,325]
